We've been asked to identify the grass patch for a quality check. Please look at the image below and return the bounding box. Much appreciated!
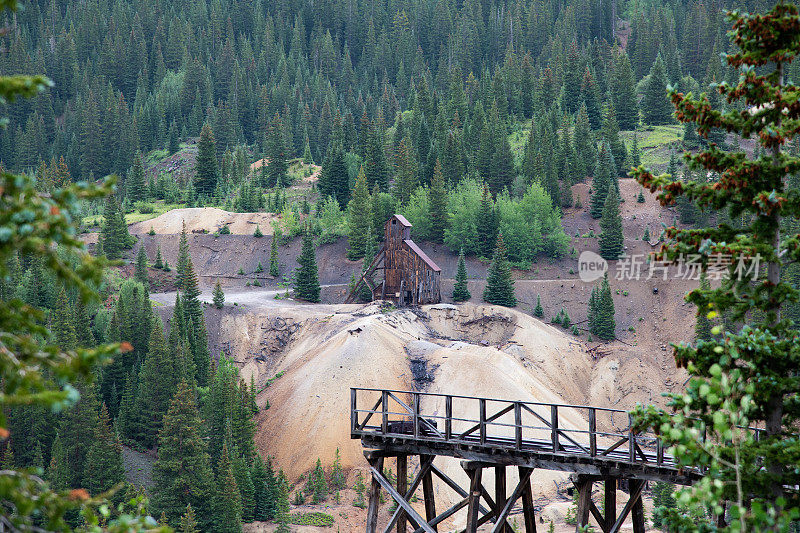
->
[83,201,187,227]
[622,125,683,170]
[289,512,335,527]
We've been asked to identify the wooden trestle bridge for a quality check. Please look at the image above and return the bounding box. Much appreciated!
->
[350,388,702,533]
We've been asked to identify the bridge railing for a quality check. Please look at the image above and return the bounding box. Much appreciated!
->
[351,388,678,467]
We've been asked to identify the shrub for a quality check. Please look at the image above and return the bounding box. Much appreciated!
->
[219,224,230,234]
[135,201,155,214]
[290,512,335,527]
[238,267,245,275]
[148,226,155,235]
[255,262,264,273]
[254,224,263,238]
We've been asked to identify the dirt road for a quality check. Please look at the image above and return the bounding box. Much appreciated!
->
[150,284,350,309]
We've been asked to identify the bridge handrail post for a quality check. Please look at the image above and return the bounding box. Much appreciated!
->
[445,395,452,441]
[628,413,636,463]
[514,402,522,449]
[382,390,389,434]
[589,408,597,457]
[351,388,357,433]
[657,436,664,465]
[479,399,487,445]
[413,392,420,439]
[551,405,559,452]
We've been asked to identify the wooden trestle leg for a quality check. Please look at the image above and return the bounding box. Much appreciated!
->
[465,466,483,533]
[366,456,385,533]
[397,455,408,533]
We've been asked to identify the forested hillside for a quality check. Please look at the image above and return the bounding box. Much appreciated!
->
[1,0,788,184]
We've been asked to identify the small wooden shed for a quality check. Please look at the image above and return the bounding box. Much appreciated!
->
[345,214,442,305]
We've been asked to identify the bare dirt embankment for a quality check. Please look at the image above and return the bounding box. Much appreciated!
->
[129,207,278,236]
[175,298,683,532]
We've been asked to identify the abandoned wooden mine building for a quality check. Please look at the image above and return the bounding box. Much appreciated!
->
[346,214,441,305]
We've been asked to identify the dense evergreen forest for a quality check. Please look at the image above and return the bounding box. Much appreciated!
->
[1,0,789,184]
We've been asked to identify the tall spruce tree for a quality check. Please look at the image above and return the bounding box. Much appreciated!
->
[590,274,615,340]
[265,112,288,187]
[641,55,674,125]
[483,233,516,307]
[598,188,623,260]
[269,233,280,277]
[294,227,321,302]
[612,52,640,131]
[195,123,218,197]
[82,403,124,496]
[476,185,498,258]
[428,159,448,243]
[135,246,149,286]
[590,143,615,218]
[319,145,350,206]
[151,381,215,528]
[347,167,372,260]
[452,248,471,301]
[127,151,147,202]
[213,280,225,308]
[633,9,800,528]
[212,444,243,533]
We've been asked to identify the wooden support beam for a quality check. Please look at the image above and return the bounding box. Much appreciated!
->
[465,467,483,533]
[489,468,534,533]
[609,479,644,533]
[366,456,385,533]
[604,479,616,533]
[631,480,645,533]
[368,464,436,533]
[411,497,469,533]
[520,467,536,533]
[421,455,437,531]
[397,455,408,533]
[495,466,507,532]
[574,478,593,533]
[431,464,491,517]
[589,500,605,532]
[383,456,433,533]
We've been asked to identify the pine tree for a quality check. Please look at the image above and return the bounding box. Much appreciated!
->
[427,159,448,243]
[212,444,243,533]
[598,188,623,260]
[132,316,178,447]
[452,248,471,301]
[213,280,225,308]
[100,195,132,259]
[612,52,640,131]
[347,167,372,260]
[195,123,219,197]
[311,457,327,503]
[637,188,645,203]
[591,274,615,340]
[694,273,712,342]
[483,233,516,307]
[393,138,418,206]
[476,185,498,258]
[151,381,215,528]
[179,505,200,533]
[275,472,291,533]
[590,143,616,218]
[573,105,596,180]
[330,448,345,490]
[154,246,164,269]
[643,227,651,241]
[83,403,124,496]
[52,286,77,351]
[319,145,350,206]
[294,227,320,302]
[359,227,376,302]
[534,295,544,318]
[641,55,674,126]
[270,234,280,277]
[127,151,147,202]
[168,122,180,155]
[265,112,287,187]
[135,246,149,286]
[233,454,255,522]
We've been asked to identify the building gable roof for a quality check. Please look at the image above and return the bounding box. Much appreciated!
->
[403,239,442,272]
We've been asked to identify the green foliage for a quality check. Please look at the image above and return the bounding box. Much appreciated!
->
[212,445,243,533]
[651,482,677,529]
[253,225,263,238]
[588,274,615,340]
[452,248,471,301]
[135,246,149,286]
[316,196,347,244]
[598,188,623,260]
[213,280,225,309]
[294,228,321,302]
[270,232,280,277]
[195,124,218,197]
[534,295,544,317]
[265,113,288,187]
[347,167,372,260]
[290,512,335,526]
[330,448,346,490]
[483,233,516,307]
[632,10,800,527]
[641,55,674,126]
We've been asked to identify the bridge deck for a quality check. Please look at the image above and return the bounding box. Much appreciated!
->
[351,388,700,485]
